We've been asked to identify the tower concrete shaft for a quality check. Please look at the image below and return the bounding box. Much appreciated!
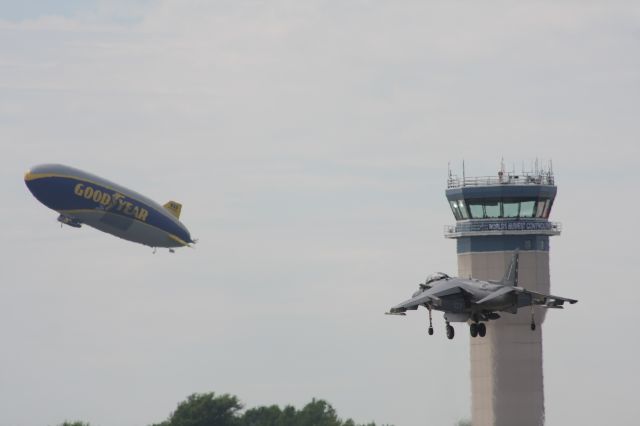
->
[445,166,559,426]
[458,251,549,426]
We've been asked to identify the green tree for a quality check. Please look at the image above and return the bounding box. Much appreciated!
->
[57,422,91,426]
[274,405,298,426]
[151,392,243,426]
[343,420,379,426]
[241,405,284,426]
[151,392,390,426]
[295,399,342,426]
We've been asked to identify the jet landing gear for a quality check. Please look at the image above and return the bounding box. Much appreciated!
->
[469,322,486,338]
[478,323,486,337]
[530,305,536,331]
[446,322,455,340]
[427,307,434,336]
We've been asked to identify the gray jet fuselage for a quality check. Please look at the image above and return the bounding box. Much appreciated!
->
[387,252,577,339]
[410,278,515,314]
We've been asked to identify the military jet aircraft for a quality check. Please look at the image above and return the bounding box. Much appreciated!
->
[386,251,577,339]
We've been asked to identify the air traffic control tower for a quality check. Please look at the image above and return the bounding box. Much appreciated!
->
[444,163,560,426]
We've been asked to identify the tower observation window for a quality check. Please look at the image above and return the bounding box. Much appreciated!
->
[449,200,471,220]
[503,199,520,218]
[520,200,536,218]
[449,197,553,220]
[449,201,462,220]
[542,198,554,218]
[468,202,484,219]
[484,200,500,218]
[458,200,469,219]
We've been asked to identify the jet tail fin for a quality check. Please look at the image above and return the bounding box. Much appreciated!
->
[163,201,182,219]
[501,250,519,286]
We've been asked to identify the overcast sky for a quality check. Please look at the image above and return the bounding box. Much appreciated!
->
[1,1,639,425]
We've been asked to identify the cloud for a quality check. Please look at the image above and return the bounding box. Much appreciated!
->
[1,2,640,425]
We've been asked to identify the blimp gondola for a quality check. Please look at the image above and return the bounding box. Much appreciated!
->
[24,164,195,250]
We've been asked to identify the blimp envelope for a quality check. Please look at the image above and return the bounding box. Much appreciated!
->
[25,164,194,249]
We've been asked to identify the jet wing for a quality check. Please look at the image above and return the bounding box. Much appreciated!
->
[388,293,437,314]
[475,286,515,305]
[475,285,578,308]
[387,281,464,314]
[512,286,578,307]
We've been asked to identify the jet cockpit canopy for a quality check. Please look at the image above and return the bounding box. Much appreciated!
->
[425,272,450,285]
[418,272,450,291]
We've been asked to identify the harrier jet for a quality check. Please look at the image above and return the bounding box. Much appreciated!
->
[386,251,577,339]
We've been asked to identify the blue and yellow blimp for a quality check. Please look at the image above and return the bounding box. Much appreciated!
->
[25,164,195,249]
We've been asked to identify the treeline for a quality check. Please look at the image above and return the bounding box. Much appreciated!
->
[56,392,388,426]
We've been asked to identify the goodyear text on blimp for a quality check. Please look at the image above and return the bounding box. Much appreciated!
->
[74,183,149,221]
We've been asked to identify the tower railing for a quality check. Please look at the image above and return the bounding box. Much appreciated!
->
[447,172,554,188]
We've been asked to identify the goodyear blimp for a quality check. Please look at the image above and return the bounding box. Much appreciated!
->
[24,164,195,250]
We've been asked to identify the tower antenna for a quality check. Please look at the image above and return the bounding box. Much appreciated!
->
[462,159,466,183]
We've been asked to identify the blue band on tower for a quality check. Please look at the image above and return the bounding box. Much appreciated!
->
[457,235,549,253]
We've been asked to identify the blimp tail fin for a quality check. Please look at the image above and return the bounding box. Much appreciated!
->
[163,201,183,219]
